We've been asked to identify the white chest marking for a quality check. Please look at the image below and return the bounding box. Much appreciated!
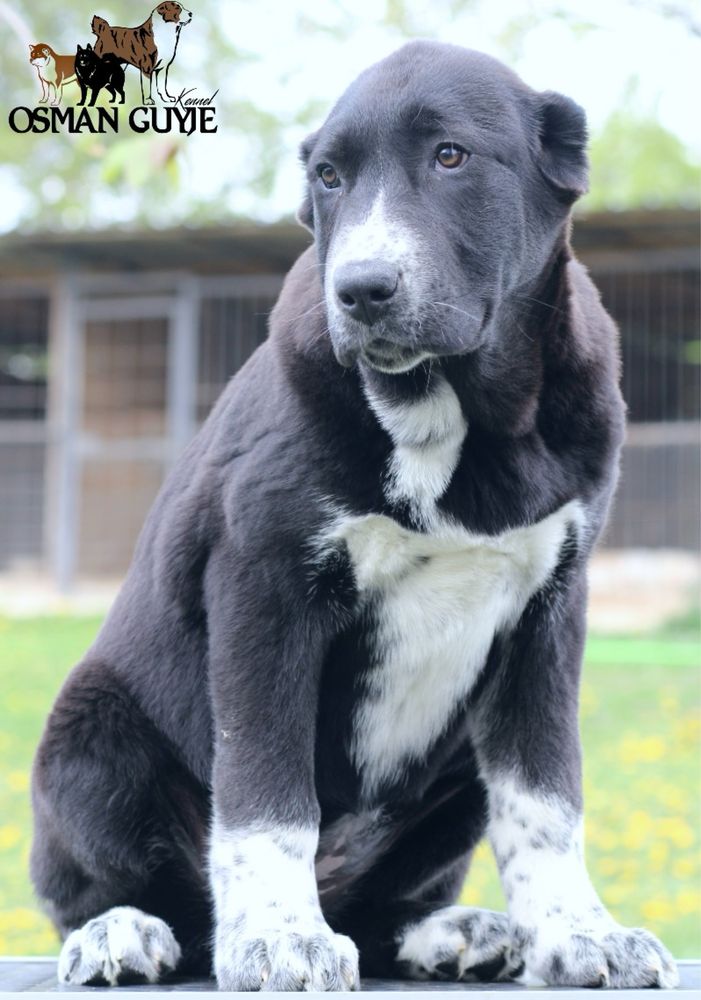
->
[152,18,178,68]
[328,501,583,796]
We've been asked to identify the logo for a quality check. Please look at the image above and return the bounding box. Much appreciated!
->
[9,3,218,135]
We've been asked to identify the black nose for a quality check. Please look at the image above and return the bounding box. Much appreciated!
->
[334,261,399,326]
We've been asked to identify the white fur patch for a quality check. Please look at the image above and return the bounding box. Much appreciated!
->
[396,905,515,981]
[363,373,467,524]
[487,776,679,988]
[323,501,582,797]
[209,820,359,990]
[325,191,422,329]
[58,906,180,986]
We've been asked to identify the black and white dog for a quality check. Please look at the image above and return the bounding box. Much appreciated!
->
[32,41,678,991]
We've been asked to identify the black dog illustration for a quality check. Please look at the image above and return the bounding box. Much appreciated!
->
[75,43,125,106]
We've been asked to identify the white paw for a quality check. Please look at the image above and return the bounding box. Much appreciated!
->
[397,906,518,982]
[58,906,181,986]
[520,922,679,988]
[215,915,360,991]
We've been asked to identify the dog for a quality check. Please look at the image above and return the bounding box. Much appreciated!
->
[28,43,76,106]
[31,41,678,991]
[75,44,126,107]
[91,2,192,105]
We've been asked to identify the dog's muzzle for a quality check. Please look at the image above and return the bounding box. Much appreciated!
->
[330,259,425,371]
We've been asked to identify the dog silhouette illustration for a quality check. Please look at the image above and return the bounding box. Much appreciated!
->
[75,43,126,106]
[29,43,76,106]
[91,2,193,105]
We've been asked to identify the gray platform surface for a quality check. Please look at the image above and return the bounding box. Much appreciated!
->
[0,959,699,998]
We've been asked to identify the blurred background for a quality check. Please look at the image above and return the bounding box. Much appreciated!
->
[0,0,699,965]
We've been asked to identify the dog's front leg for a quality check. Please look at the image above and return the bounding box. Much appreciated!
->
[140,69,155,106]
[206,549,359,992]
[473,568,678,989]
[154,64,174,103]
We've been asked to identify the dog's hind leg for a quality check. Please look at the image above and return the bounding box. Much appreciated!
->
[31,660,212,985]
[330,777,520,982]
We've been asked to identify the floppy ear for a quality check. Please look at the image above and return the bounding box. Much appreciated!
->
[296,187,314,234]
[536,91,588,202]
[297,130,319,234]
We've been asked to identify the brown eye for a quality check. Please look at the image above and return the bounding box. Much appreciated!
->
[435,144,468,170]
[318,163,340,188]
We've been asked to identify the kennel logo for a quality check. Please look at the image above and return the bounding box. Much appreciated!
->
[8,3,218,135]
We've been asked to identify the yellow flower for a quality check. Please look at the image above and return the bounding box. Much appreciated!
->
[7,771,29,792]
[655,818,695,849]
[648,841,670,870]
[620,736,666,764]
[654,786,687,812]
[597,857,619,876]
[642,899,675,923]
[672,858,697,879]
[0,826,21,851]
[675,890,701,915]
[675,717,701,748]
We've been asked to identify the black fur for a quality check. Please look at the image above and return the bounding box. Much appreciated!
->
[32,42,626,983]
[75,43,125,107]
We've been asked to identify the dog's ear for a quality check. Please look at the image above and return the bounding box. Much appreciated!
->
[535,91,588,203]
[76,44,82,52]
[297,129,319,234]
[86,42,92,50]
[296,190,314,234]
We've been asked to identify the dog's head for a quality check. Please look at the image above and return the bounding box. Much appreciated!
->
[29,43,53,67]
[154,2,193,26]
[299,41,588,373]
[75,43,94,70]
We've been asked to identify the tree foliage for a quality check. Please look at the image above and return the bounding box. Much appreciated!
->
[0,0,698,231]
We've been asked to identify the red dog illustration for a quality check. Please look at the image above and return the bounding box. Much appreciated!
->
[29,43,76,106]
[91,2,192,105]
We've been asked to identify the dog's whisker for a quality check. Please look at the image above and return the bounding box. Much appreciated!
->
[430,301,481,322]
[291,300,326,322]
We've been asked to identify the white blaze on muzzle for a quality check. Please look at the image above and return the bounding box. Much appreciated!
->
[325,191,423,330]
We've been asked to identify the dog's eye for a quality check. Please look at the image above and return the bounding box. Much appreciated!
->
[435,144,469,170]
[317,163,340,189]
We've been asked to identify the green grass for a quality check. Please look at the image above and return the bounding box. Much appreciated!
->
[0,615,699,957]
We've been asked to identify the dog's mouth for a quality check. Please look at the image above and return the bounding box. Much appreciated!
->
[361,340,430,374]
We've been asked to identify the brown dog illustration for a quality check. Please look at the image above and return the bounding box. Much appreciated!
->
[91,2,192,105]
[29,43,76,106]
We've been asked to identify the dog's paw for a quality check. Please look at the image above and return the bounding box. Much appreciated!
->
[57,906,181,986]
[215,917,360,991]
[522,923,679,989]
[396,906,519,982]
